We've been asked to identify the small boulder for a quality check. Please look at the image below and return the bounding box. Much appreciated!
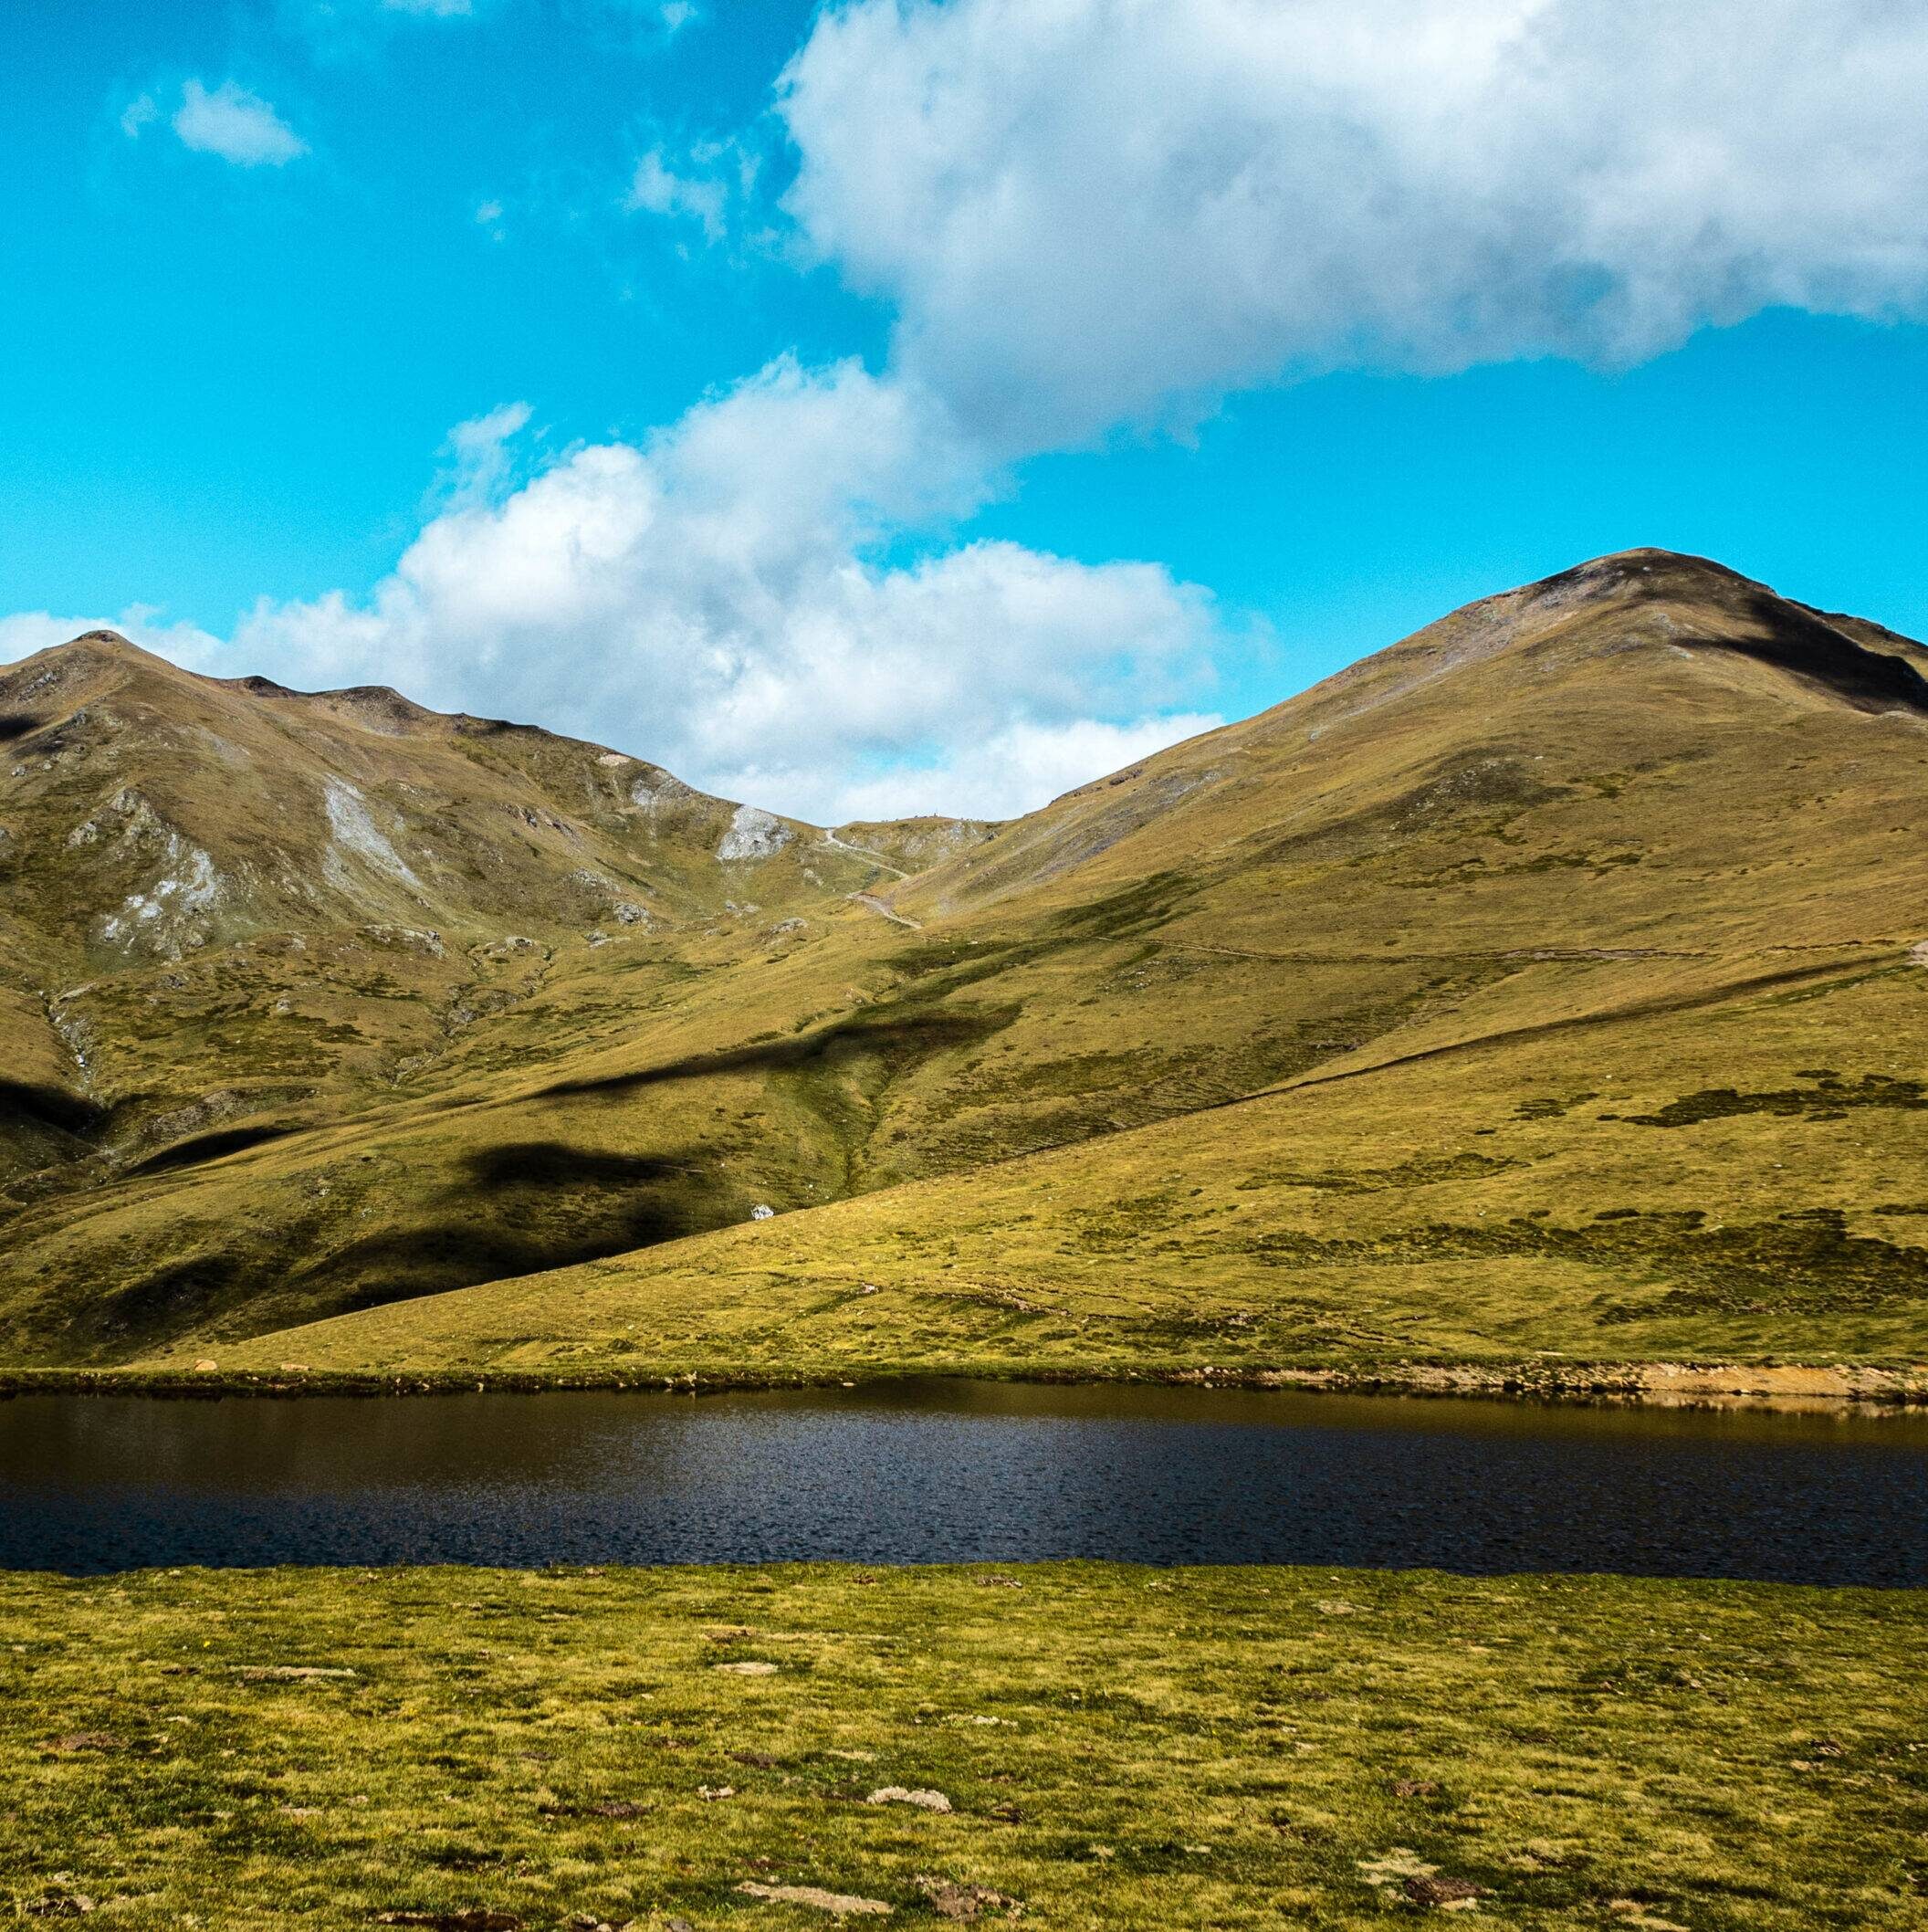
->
[867,1787,952,1813]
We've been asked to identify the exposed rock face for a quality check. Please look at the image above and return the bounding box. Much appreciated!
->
[718,803,794,861]
[322,776,423,897]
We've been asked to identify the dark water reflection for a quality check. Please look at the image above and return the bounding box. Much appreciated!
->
[2,1381,1923,1582]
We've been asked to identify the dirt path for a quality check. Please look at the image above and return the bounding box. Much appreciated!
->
[849,892,922,929]
[821,832,910,877]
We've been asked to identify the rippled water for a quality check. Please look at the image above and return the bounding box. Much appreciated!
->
[3,1380,1923,1581]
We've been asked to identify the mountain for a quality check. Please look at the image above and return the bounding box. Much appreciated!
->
[4,551,1926,1378]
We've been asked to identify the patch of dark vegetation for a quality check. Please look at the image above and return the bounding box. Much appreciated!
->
[129,1122,295,1174]
[1042,870,1194,941]
[1514,1093,1598,1120]
[1256,749,1566,870]
[1390,750,1571,829]
[1626,1073,1927,1128]
[880,936,1050,996]
[1234,1151,1523,1194]
[1244,1208,1928,1320]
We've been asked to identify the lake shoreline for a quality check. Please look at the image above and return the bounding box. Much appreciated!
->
[3,1355,1923,1406]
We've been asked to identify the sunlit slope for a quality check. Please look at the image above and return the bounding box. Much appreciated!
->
[7,548,1928,1369]
[203,926,1928,1376]
[885,548,1928,947]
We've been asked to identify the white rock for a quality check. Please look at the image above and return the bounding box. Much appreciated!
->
[866,1787,952,1813]
[718,803,794,862]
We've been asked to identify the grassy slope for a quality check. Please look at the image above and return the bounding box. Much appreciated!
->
[4,1563,1922,1929]
[194,552,1928,1380]
[6,551,1928,1373]
[206,940,1928,1378]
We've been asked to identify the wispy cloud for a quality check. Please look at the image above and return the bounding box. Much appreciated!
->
[172,80,309,167]
[119,93,158,139]
[624,146,728,240]
[436,401,533,508]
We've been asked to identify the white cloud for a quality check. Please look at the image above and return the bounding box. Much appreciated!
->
[218,359,1222,822]
[173,80,309,168]
[780,0,1928,446]
[659,2,698,32]
[120,93,158,139]
[806,712,1224,824]
[625,148,728,240]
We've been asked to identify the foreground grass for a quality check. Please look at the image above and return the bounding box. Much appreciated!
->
[2,1566,1923,1928]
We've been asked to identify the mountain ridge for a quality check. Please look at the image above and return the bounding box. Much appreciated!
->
[3,548,1925,1376]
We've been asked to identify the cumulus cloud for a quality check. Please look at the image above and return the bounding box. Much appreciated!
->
[225,359,1222,821]
[814,712,1222,824]
[780,0,1928,445]
[173,80,308,167]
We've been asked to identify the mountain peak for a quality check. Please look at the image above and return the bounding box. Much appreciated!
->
[1510,547,1769,611]
[37,628,169,669]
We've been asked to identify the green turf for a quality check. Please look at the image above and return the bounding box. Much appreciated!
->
[3,1563,1923,1929]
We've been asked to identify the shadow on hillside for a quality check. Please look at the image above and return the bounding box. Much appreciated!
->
[130,1123,296,1175]
[0,1079,107,1139]
[107,1251,253,1337]
[0,713,42,743]
[1713,593,1928,716]
[537,1006,1009,1103]
[83,1012,1011,1358]
[319,1140,716,1316]
[97,1140,719,1351]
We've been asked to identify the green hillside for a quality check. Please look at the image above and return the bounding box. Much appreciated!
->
[5,550,1927,1378]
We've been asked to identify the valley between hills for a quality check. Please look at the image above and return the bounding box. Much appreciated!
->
[4,547,1926,1392]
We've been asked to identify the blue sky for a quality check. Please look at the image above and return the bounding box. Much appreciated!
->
[5,0,1926,821]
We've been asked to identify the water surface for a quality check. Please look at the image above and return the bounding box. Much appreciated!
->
[3,1380,1923,1582]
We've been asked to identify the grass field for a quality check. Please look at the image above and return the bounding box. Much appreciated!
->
[2,1562,1923,1929]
